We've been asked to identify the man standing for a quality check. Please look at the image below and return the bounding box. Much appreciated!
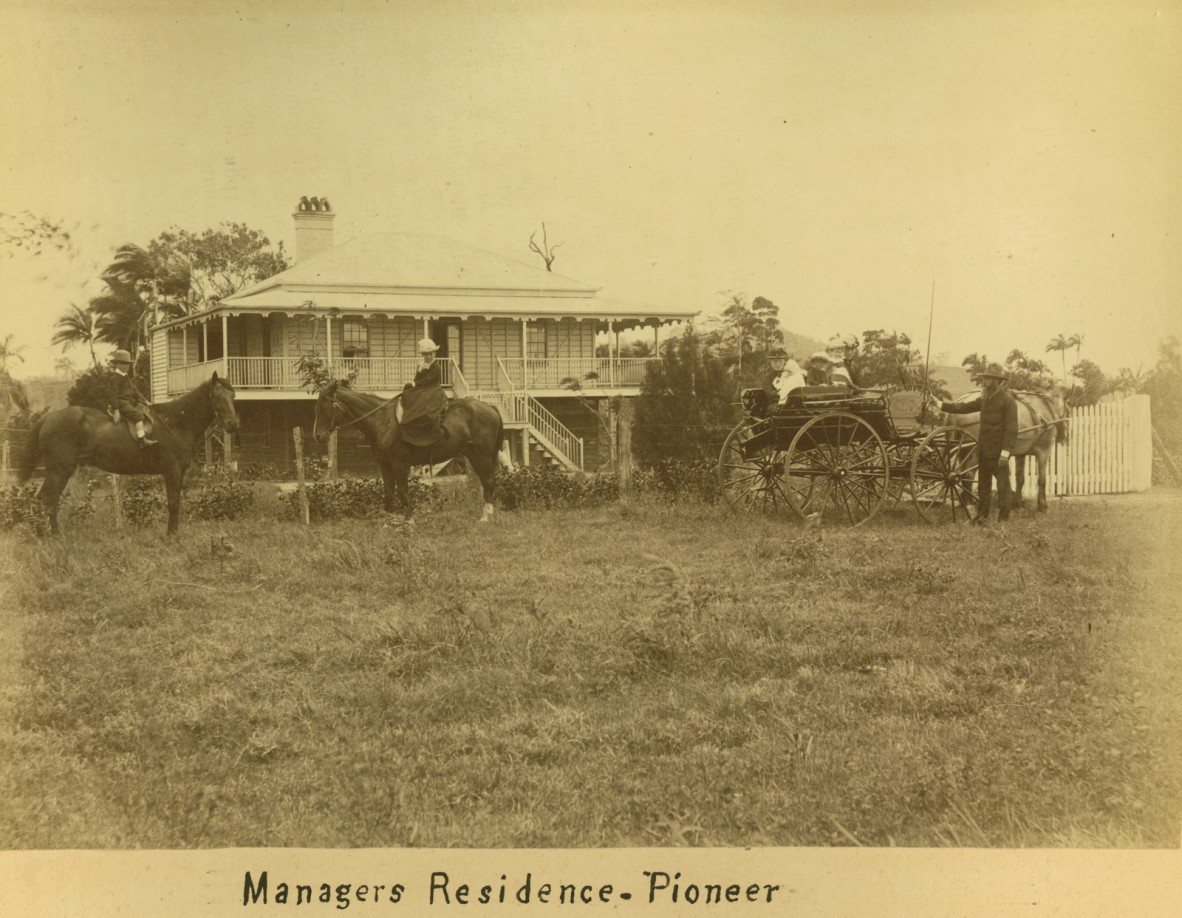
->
[108,349,156,447]
[933,363,1018,524]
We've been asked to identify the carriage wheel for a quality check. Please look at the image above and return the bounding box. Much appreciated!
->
[910,426,979,523]
[718,420,791,513]
[784,412,889,526]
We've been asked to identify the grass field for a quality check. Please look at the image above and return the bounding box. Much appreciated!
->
[1,484,1180,849]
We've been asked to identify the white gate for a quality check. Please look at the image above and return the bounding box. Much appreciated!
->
[1014,394,1152,498]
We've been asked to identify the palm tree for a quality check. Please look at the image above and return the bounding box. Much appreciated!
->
[1046,334,1070,386]
[92,243,192,365]
[52,303,100,368]
[1067,333,1083,372]
[0,334,29,418]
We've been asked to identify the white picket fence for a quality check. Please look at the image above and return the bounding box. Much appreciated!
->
[1013,394,1152,498]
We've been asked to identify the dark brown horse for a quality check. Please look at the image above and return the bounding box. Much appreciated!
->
[19,373,240,534]
[313,382,505,522]
[943,389,1069,512]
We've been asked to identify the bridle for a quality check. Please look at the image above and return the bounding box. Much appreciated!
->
[210,381,238,428]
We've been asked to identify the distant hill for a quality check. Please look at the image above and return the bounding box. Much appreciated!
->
[18,376,73,412]
[780,331,827,361]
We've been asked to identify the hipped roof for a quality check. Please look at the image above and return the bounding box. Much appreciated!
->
[177,232,697,328]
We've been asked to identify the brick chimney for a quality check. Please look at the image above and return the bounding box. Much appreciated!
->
[292,195,335,262]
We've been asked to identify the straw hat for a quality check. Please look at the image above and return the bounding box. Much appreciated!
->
[417,338,439,353]
[111,349,132,365]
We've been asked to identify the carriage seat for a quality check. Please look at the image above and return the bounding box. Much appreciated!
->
[886,390,926,435]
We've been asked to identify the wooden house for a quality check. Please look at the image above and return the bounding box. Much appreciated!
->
[148,197,697,473]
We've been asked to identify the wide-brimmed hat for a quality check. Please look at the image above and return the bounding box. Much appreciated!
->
[974,362,1008,381]
[810,350,833,365]
[767,348,788,359]
[111,349,132,365]
[417,338,439,353]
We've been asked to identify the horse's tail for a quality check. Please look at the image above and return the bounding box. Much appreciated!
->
[494,406,509,469]
[17,415,44,483]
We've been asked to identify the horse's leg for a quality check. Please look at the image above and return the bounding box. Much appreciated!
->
[378,459,398,514]
[394,462,413,521]
[467,447,498,523]
[163,469,182,535]
[38,466,74,535]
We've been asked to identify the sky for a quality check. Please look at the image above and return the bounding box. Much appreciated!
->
[1,0,1179,380]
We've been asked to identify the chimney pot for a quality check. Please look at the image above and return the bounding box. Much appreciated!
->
[292,195,335,262]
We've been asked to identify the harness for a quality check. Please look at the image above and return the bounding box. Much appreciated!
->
[325,393,401,432]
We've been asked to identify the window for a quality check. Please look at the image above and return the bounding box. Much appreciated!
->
[342,318,368,358]
[527,323,547,359]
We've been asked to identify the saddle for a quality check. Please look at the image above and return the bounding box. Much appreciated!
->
[107,407,154,439]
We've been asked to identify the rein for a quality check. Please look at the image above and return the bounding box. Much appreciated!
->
[152,382,234,442]
[329,393,400,431]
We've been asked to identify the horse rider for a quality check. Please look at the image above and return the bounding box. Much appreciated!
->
[826,334,859,387]
[399,338,448,445]
[108,349,156,447]
[931,362,1018,524]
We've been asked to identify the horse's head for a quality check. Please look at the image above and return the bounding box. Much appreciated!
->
[209,372,240,433]
[312,381,341,444]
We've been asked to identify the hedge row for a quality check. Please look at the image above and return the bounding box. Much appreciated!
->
[0,458,726,529]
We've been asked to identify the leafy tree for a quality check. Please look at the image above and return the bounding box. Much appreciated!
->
[88,242,191,362]
[82,223,288,372]
[147,222,289,307]
[1144,336,1182,456]
[1069,359,1109,406]
[856,330,921,387]
[703,293,784,383]
[633,327,738,464]
[65,362,145,411]
[1003,349,1056,392]
[1111,366,1147,395]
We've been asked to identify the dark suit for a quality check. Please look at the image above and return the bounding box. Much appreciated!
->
[109,370,149,423]
[941,388,1019,520]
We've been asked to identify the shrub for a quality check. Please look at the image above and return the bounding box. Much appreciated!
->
[121,479,166,526]
[494,467,619,510]
[185,481,256,521]
[0,484,49,535]
[634,457,721,504]
[279,476,444,521]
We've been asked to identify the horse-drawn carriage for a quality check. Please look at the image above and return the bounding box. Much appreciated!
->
[717,385,980,526]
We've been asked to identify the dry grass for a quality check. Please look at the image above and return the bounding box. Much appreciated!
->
[0,489,1179,848]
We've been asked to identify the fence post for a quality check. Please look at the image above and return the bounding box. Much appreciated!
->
[111,474,124,529]
[327,430,338,479]
[293,427,310,525]
[0,439,8,485]
[617,398,634,502]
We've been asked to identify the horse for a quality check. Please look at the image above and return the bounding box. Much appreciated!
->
[19,373,240,535]
[943,389,1069,513]
[313,381,505,523]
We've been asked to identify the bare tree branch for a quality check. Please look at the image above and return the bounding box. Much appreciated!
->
[529,223,563,271]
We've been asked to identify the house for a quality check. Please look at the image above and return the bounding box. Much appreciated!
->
[148,197,698,473]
